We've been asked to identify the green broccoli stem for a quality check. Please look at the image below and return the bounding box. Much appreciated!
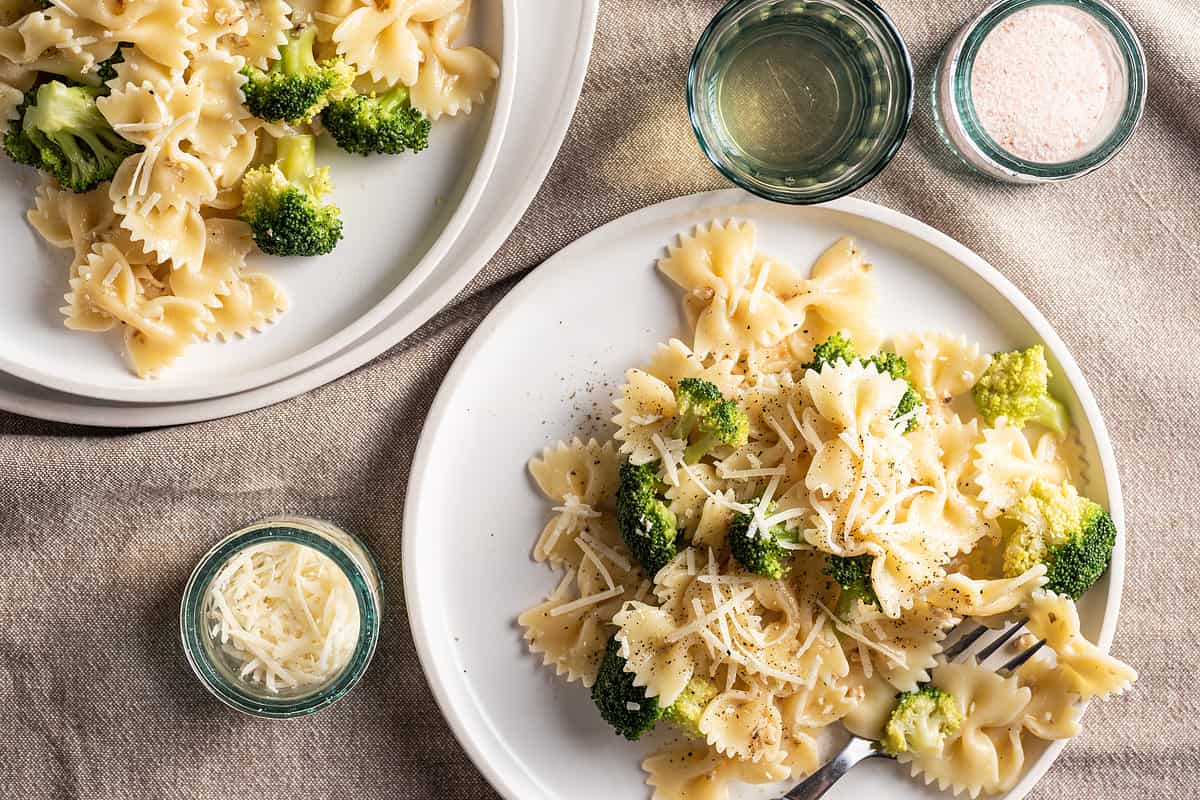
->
[1032,394,1069,437]
[278,27,320,75]
[377,84,411,113]
[672,411,695,441]
[276,133,316,183]
[683,434,714,464]
[76,127,128,164]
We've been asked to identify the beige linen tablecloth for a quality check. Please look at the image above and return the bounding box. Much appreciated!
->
[1,1,1196,797]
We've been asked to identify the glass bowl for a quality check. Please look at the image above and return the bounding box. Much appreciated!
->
[180,516,384,719]
[687,0,914,204]
[932,0,1147,183]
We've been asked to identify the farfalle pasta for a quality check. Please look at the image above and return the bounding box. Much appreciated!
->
[972,419,1070,517]
[519,221,1134,799]
[1023,590,1137,700]
[4,0,497,377]
[204,270,289,341]
[903,661,1031,798]
[409,0,499,120]
[332,0,464,86]
[893,330,992,407]
[67,242,212,376]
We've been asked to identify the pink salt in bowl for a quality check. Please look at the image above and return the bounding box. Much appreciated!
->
[933,0,1146,183]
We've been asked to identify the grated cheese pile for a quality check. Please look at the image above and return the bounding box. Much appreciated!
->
[206,541,360,693]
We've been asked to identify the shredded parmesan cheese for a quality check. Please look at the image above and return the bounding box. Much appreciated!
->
[206,542,361,693]
[816,600,908,668]
[695,574,754,586]
[650,432,683,487]
[667,587,755,642]
[548,585,626,617]
[575,536,615,591]
[717,465,786,480]
[679,461,751,515]
[551,495,600,520]
[798,412,824,456]
[112,122,166,133]
[763,506,807,528]
[540,516,571,560]
[765,414,795,453]
[575,530,632,572]
[131,110,198,201]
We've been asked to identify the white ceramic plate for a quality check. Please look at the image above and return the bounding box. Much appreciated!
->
[0,1,515,403]
[0,0,597,427]
[404,191,1125,800]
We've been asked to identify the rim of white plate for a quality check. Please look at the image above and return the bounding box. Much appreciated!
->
[0,0,518,404]
[402,190,1126,800]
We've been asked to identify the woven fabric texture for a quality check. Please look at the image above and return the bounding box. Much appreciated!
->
[1,1,1196,797]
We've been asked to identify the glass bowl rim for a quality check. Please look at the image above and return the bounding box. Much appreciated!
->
[686,0,915,205]
[945,0,1147,180]
[179,518,383,719]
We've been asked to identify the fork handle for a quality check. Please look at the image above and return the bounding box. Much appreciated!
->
[778,735,883,799]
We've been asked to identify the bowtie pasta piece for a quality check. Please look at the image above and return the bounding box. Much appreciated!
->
[924,566,1048,617]
[203,270,289,341]
[902,661,1032,799]
[1024,590,1137,700]
[409,0,498,120]
[644,740,790,800]
[892,330,992,407]
[528,438,621,510]
[333,0,463,86]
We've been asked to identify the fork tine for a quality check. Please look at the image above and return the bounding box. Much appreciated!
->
[942,623,990,662]
[974,618,1030,662]
[996,638,1047,674]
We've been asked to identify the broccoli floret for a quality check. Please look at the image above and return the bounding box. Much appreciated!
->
[591,636,716,741]
[973,344,1069,436]
[673,377,723,438]
[881,686,964,757]
[3,108,40,167]
[1002,479,1116,599]
[686,399,749,463]
[592,637,660,740]
[825,554,880,618]
[240,133,343,256]
[322,83,431,156]
[240,26,354,124]
[615,460,678,576]
[661,675,718,738]
[803,335,922,432]
[3,81,141,192]
[801,331,858,372]
[670,378,749,464]
[728,500,798,579]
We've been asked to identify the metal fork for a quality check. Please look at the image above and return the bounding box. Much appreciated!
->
[776,619,1045,799]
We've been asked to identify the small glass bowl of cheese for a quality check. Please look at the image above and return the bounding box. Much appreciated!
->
[180,516,384,718]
